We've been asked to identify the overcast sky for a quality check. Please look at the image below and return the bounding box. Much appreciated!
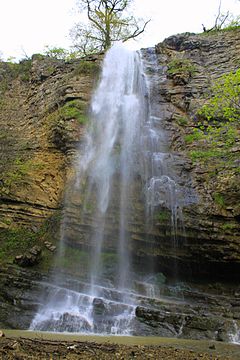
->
[0,0,239,60]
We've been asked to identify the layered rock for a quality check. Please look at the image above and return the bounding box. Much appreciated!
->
[140,30,240,279]
[0,55,98,232]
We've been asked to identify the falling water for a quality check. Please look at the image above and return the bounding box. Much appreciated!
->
[30,44,192,334]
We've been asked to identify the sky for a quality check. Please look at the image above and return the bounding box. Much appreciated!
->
[0,0,239,61]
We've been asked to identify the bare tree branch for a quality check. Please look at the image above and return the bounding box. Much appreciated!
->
[214,0,222,29]
[122,19,151,42]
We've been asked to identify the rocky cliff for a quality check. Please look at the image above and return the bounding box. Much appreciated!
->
[0,29,240,332]
[152,29,240,278]
[0,54,100,267]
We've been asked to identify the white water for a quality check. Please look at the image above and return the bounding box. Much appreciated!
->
[229,320,240,344]
[30,44,189,334]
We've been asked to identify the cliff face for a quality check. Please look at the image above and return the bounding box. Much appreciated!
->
[0,55,98,229]
[151,30,240,278]
[0,30,239,281]
[0,55,100,273]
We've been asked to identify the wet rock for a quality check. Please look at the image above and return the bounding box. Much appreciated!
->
[135,306,184,337]
[34,312,92,333]
[14,246,42,267]
[93,298,108,316]
[135,288,240,341]
[44,241,56,252]
[0,265,46,329]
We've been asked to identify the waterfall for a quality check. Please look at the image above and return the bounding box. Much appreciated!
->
[30,44,190,334]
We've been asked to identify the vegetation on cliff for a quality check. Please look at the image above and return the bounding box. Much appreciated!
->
[186,69,239,161]
[185,68,240,213]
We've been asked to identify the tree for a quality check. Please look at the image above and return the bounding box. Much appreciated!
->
[70,0,150,55]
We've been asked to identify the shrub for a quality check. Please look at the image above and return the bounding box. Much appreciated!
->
[222,15,240,31]
[198,69,240,123]
[74,60,100,75]
[167,58,196,77]
[177,116,188,126]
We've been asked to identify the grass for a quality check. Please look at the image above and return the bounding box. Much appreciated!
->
[59,100,89,125]
[167,58,196,77]
[74,60,100,76]
[3,157,45,187]
[189,149,222,162]
[185,130,204,144]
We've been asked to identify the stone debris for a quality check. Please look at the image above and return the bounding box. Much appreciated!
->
[14,246,42,267]
[0,337,237,360]
[44,241,57,252]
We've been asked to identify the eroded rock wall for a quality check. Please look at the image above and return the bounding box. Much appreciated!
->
[151,30,240,278]
[0,56,99,230]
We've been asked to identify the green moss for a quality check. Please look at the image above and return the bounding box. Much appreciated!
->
[46,66,55,76]
[167,58,196,77]
[61,106,80,120]
[2,218,12,226]
[3,157,45,187]
[189,149,221,162]
[213,193,225,207]
[185,129,204,143]
[77,114,88,125]
[0,211,62,270]
[0,78,9,94]
[18,60,32,81]
[55,247,90,272]
[59,100,89,125]
[155,211,170,222]
[0,228,38,263]
[221,223,236,231]
[84,201,95,213]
